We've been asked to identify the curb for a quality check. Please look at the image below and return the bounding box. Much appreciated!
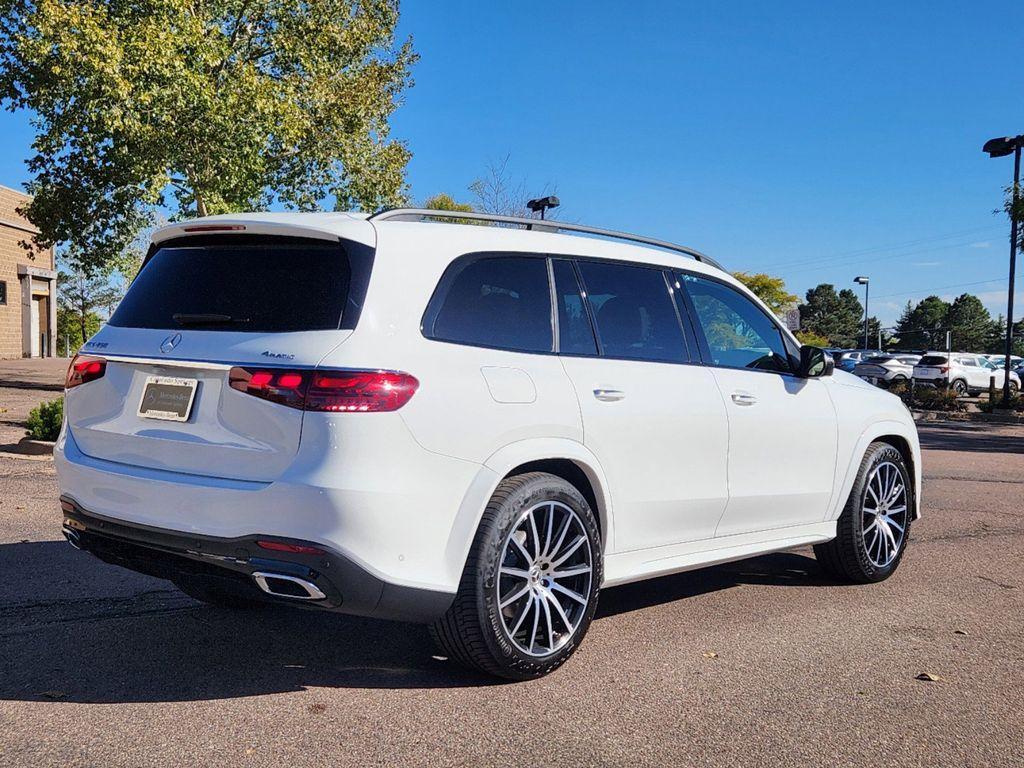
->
[0,437,56,460]
[912,410,1024,424]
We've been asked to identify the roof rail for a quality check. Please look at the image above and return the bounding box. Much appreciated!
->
[368,208,725,271]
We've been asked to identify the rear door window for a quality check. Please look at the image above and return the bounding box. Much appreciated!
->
[576,261,688,363]
[424,255,553,353]
[109,238,352,333]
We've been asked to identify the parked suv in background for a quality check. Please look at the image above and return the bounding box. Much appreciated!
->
[913,353,1021,396]
[852,354,921,387]
[983,354,1024,370]
[56,209,921,679]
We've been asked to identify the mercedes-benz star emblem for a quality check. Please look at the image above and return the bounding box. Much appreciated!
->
[159,333,182,354]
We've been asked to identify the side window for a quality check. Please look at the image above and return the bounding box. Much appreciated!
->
[576,261,687,363]
[0,280,6,305]
[681,274,792,374]
[425,255,553,353]
[551,259,598,355]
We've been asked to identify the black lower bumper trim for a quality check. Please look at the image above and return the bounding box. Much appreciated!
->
[59,496,454,623]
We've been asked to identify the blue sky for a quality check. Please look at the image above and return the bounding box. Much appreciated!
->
[2,1,1022,325]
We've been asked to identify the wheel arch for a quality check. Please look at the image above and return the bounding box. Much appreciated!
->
[828,420,922,523]
[443,439,614,589]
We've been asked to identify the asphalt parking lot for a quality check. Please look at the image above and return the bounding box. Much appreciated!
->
[1,365,1022,767]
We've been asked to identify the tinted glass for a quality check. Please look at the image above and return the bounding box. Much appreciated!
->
[918,355,947,365]
[682,274,791,373]
[576,261,687,363]
[551,259,597,355]
[110,241,350,332]
[0,280,6,304]
[427,256,553,353]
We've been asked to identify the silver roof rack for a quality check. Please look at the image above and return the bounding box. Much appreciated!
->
[368,208,724,271]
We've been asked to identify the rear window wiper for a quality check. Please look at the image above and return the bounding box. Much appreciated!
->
[172,313,251,326]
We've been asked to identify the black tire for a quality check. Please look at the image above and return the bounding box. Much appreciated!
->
[430,472,602,680]
[814,442,913,584]
[951,379,968,397]
[172,575,267,609]
[1010,381,1019,394]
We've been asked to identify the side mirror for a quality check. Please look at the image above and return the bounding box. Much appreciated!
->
[799,346,833,378]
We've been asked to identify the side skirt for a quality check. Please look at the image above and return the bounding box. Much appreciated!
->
[602,521,836,587]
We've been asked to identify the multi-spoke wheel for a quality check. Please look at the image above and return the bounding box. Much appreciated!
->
[430,472,602,680]
[861,460,908,568]
[814,442,913,583]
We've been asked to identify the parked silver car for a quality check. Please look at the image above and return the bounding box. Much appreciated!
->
[852,354,921,387]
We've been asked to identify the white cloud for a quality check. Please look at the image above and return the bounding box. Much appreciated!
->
[911,261,943,267]
[969,241,991,249]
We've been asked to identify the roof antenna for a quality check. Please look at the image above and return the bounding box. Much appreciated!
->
[526,196,560,220]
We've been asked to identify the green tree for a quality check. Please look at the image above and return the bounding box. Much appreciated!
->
[798,284,863,347]
[794,329,830,347]
[732,272,798,316]
[894,296,950,350]
[0,0,417,271]
[946,293,992,351]
[57,251,119,348]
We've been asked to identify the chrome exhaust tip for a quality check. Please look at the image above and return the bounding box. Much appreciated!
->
[62,526,82,550]
[252,572,326,601]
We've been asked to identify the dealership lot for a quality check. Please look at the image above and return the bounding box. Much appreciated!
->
[1,366,1022,766]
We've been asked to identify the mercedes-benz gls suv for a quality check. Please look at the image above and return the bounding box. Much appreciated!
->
[56,209,921,680]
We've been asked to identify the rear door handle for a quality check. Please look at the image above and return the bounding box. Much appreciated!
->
[593,389,626,402]
[731,391,758,406]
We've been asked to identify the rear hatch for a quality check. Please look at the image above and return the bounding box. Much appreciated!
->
[66,234,371,482]
[913,355,948,381]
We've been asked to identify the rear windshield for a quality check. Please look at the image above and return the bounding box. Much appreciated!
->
[918,355,947,365]
[109,239,351,333]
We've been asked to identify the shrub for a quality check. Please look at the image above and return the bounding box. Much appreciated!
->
[979,394,1024,413]
[900,384,967,413]
[25,397,64,441]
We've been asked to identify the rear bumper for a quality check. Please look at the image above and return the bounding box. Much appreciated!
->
[59,496,455,623]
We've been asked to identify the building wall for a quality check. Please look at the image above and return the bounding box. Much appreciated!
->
[0,185,56,359]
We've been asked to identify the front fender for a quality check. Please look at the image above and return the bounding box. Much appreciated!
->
[827,419,922,522]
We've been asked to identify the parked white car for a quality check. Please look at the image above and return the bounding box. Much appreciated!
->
[983,354,1023,370]
[852,354,921,387]
[913,353,1021,396]
[55,209,922,679]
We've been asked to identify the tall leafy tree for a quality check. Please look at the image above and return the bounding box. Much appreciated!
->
[799,283,863,347]
[732,272,798,316]
[894,296,950,350]
[946,293,992,351]
[0,0,417,271]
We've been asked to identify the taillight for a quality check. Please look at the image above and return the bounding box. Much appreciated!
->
[65,355,107,389]
[938,366,949,374]
[256,540,327,556]
[228,368,418,412]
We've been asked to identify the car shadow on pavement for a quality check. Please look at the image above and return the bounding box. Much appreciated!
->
[0,541,832,702]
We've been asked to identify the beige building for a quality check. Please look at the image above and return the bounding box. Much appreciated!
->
[0,184,57,359]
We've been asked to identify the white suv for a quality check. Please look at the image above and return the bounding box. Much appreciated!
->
[913,353,1021,396]
[55,209,921,679]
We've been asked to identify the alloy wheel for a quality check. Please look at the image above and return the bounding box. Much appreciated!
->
[861,460,908,568]
[495,501,593,657]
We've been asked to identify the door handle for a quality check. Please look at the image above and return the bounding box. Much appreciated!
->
[731,391,758,406]
[593,389,626,402]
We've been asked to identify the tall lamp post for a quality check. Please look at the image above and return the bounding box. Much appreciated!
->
[983,134,1024,407]
[854,276,870,350]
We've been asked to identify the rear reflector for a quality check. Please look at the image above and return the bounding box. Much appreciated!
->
[256,540,327,556]
[228,368,418,412]
[66,355,107,389]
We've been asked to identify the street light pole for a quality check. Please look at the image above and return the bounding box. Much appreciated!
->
[983,134,1024,407]
[854,276,870,350]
